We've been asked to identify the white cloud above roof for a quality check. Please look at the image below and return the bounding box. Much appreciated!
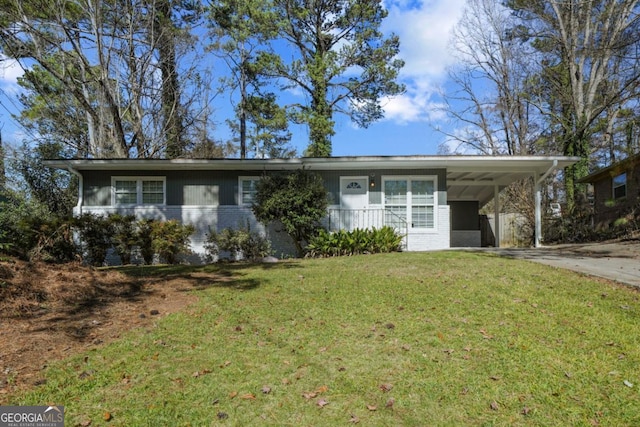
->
[381,0,466,124]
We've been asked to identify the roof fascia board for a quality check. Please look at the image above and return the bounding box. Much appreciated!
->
[44,156,581,172]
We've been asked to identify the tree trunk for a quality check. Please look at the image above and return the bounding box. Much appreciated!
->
[156,0,184,159]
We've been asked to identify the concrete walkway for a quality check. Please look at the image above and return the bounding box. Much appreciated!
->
[479,240,640,288]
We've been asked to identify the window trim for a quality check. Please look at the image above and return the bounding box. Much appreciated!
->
[238,176,260,206]
[382,175,438,230]
[612,172,627,200]
[111,176,166,206]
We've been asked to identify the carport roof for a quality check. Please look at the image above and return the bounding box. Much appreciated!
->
[45,155,580,206]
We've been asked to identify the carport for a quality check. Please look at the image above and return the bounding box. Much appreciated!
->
[444,156,580,247]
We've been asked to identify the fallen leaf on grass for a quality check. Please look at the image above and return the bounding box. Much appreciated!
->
[262,385,272,394]
[479,329,493,339]
[80,420,92,427]
[349,414,360,423]
[379,383,393,392]
[229,391,238,399]
[103,411,112,421]
[240,393,256,399]
[386,398,395,408]
[192,369,212,378]
[490,401,499,411]
[366,404,377,411]
[624,380,634,388]
[303,391,318,399]
[521,406,531,415]
[317,398,329,407]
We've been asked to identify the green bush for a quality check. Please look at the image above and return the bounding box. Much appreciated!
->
[108,214,137,265]
[136,219,156,265]
[74,213,113,266]
[0,191,76,262]
[26,217,76,263]
[306,226,403,257]
[252,169,329,257]
[205,222,272,262]
[151,219,195,264]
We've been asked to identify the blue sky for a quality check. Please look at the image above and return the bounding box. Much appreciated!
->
[0,0,467,157]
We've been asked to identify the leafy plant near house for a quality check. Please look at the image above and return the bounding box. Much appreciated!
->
[0,190,60,260]
[150,219,195,264]
[205,222,271,262]
[25,216,76,263]
[136,219,156,265]
[252,169,329,257]
[108,214,137,265]
[74,213,114,266]
[306,226,403,257]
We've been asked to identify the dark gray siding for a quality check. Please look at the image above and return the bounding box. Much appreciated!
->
[81,168,447,207]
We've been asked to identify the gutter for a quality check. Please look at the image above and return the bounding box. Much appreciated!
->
[65,162,83,216]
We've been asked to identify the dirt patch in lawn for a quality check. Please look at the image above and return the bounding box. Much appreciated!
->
[0,259,218,402]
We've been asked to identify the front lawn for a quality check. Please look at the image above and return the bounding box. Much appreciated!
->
[8,252,640,426]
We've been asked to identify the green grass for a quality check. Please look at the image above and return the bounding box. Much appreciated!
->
[8,252,640,426]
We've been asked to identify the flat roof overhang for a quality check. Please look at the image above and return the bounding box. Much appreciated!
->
[44,155,580,206]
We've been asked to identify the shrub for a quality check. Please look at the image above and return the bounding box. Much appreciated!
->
[252,169,329,257]
[0,191,76,262]
[108,214,137,265]
[26,217,76,263]
[74,213,113,266]
[306,226,403,257]
[136,219,156,265]
[151,219,195,264]
[205,222,272,262]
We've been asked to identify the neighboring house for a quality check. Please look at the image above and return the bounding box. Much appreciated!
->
[579,153,640,229]
[45,155,579,261]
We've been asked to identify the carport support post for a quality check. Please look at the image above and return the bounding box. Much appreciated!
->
[534,178,542,248]
[494,185,500,248]
[534,160,558,248]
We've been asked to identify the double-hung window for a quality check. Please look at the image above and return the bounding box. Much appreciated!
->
[383,177,436,230]
[613,173,627,200]
[113,177,166,206]
[239,177,260,206]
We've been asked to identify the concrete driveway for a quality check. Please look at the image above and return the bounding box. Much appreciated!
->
[482,239,640,288]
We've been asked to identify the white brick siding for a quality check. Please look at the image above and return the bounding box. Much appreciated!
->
[77,203,452,264]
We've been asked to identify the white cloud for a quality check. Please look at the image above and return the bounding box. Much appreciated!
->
[0,54,24,86]
[382,88,446,124]
[382,0,466,124]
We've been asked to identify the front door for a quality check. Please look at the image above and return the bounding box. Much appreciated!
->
[339,177,369,230]
[340,177,368,209]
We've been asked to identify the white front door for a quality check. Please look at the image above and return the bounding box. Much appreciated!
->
[340,177,368,209]
[338,177,369,230]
